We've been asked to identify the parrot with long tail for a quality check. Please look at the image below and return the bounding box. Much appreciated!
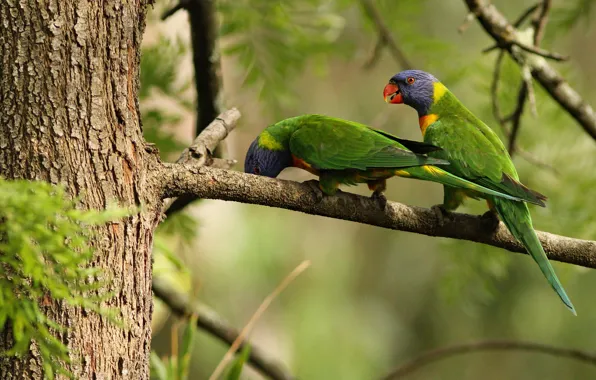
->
[383,69,575,314]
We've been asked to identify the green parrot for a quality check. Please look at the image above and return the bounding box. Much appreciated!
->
[244,114,529,208]
[383,69,575,314]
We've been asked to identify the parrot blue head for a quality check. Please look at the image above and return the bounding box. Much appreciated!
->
[383,70,439,115]
[244,138,292,178]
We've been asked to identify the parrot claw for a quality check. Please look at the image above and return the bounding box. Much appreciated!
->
[303,179,324,203]
[370,191,388,210]
[431,204,450,227]
[481,210,500,232]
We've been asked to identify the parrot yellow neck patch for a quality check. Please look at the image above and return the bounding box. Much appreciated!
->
[433,82,447,104]
[258,130,284,151]
[419,114,439,136]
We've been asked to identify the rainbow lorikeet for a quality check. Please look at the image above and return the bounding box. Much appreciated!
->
[383,70,575,314]
[244,114,527,208]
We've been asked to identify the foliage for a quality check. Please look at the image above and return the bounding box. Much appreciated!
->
[151,232,193,333]
[150,315,198,380]
[0,178,131,379]
[225,344,251,380]
[551,0,594,32]
[218,0,349,114]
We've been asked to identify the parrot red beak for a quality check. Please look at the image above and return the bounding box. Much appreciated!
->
[383,83,403,104]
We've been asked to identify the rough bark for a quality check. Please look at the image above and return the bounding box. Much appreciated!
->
[0,1,160,378]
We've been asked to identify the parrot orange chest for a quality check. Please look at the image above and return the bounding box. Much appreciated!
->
[292,155,320,175]
[418,114,439,136]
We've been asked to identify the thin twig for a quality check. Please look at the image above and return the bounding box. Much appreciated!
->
[363,35,386,70]
[458,12,476,33]
[508,80,529,155]
[532,0,552,46]
[359,0,412,69]
[381,340,596,379]
[483,40,568,61]
[514,2,542,28]
[152,277,295,380]
[490,50,506,124]
[513,40,568,61]
[208,261,311,380]
[522,65,538,117]
[161,0,188,20]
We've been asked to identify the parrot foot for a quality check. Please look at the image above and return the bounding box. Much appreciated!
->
[370,191,388,210]
[431,204,450,227]
[481,210,500,231]
[303,179,325,203]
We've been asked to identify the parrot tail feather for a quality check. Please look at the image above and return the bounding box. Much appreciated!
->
[396,166,524,202]
[493,198,576,315]
[501,173,548,207]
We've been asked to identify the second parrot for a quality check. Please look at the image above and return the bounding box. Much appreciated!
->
[383,69,575,314]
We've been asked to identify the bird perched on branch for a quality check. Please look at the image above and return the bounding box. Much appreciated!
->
[383,69,575,314]
[244,114,525,209]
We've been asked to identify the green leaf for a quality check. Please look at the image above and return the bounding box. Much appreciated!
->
[150,351,169,380]
[217,0,348,114]
[226,344,252,380]
[177,314,199,380]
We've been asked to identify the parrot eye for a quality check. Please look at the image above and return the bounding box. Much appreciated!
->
[406,77,416,85]
[253,166,261,175]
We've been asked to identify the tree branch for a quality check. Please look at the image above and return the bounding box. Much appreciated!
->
[532,0,552,46]
[464,0,596,141]
[359,0,413,69]
[152,277,295,380]
[381,340,596,379]
[175,108,240,166]
[155,164,596,269]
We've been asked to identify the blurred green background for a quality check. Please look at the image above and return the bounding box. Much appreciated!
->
[144,0,596,379]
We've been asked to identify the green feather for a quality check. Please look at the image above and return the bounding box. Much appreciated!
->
[258,114,526,203]
[287,115,446,170]
[422,84,574,313]
[424,116,546,206]
[493,197,576,314]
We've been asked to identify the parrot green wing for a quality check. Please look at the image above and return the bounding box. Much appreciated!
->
[424,115,547,206]
[289,115,448,171]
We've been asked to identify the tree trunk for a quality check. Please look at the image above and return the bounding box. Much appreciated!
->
[0,1,160,378]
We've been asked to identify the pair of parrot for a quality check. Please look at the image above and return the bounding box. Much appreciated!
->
[244,69,575,315]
